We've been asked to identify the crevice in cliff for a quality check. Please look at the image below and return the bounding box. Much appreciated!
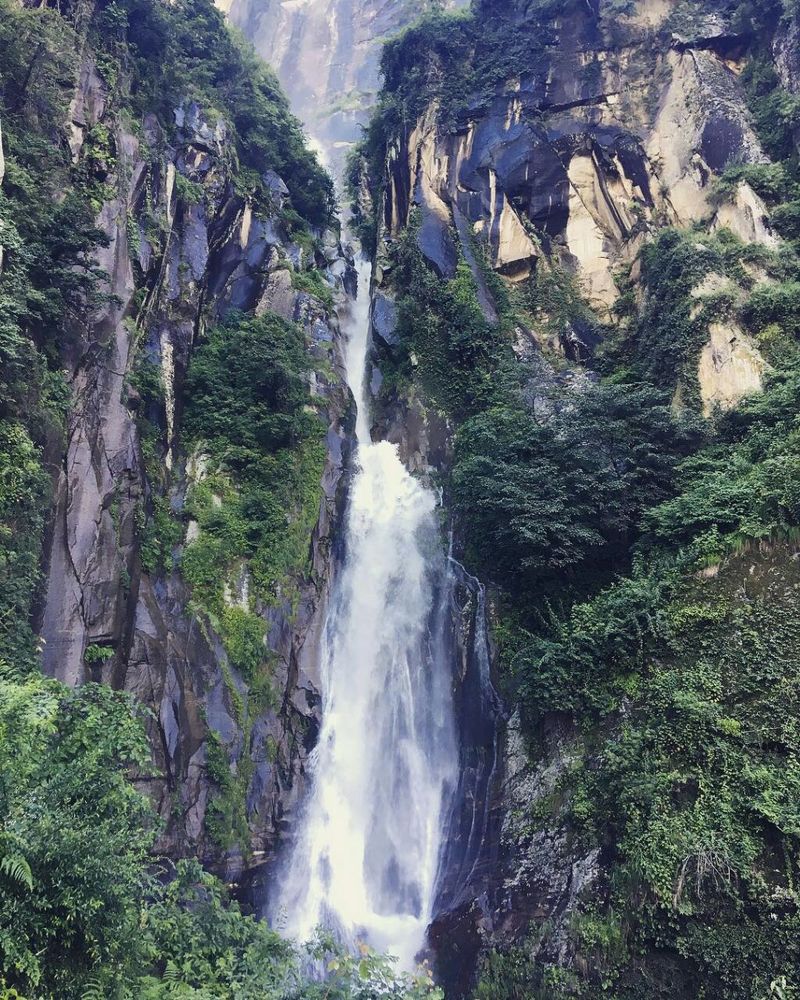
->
[671,31,753,60]
[538,91,620,115]
[60,437,88,641]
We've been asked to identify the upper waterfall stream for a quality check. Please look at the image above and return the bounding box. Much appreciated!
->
[274,260,459,968]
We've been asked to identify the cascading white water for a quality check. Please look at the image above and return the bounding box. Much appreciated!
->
[274,259,458,969]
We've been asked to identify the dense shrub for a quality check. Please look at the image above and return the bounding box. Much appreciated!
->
[0,675,153,997]
[451,383,696,594]
[184,312,317,456]
[647,367,800,550]
[387,223,519,418]
[183,312,325,607]
[0,424,50,673]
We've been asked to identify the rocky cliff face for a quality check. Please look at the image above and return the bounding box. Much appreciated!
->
[29,15,351,878]
[376,0,776,410]
[225,0,468,183]
[352,1,800,995]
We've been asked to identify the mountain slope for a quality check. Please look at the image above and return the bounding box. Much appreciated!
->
[351,0,800,995]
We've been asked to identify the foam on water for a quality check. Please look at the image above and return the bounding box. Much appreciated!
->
[274,259,458,969]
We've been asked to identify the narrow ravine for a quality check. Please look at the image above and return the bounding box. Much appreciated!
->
[223,0,497,972]
[273,259,459,967]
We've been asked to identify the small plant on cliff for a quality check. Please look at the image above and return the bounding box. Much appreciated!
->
[83,644,115,665]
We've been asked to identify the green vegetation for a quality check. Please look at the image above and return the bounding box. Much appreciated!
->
[84,643,115,664]
[204,728,251,851]
[504,538,800,998]
[384,219,518,418]
[352,0,590,242]
[183,311,325,620]
[178,310,326,849]
[0,672,152,997]
[377,0,566,130]
[291,266,335,310]
[604,224,800,403]
[0,424,50,674]
[0,669,444,998]
[452,383,698,595]
[741,53,800,164]
[0,0,335,667]
[9,0,800,993]
[646,368,800,552]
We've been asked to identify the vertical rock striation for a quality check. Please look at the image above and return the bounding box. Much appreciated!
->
[36,29,352,879]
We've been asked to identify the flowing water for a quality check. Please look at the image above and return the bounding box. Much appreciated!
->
[274,259,459,968]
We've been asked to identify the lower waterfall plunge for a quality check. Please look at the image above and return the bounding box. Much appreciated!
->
[273,259,459,968]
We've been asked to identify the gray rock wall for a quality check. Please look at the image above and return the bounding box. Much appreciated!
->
[37,48,353,878]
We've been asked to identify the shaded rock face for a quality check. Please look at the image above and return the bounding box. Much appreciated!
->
[381,0,772,320]
[431,709,603,999]
[434,571,504,920]
[38,54,353,875]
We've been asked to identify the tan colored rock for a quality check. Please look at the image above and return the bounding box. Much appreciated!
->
[504,96,523,131]
[165,162,176,226]
[497,198,537,279]
[489,169,538,278]
[647,49,766,224]
[240,200,253,249]
[408,106,452,225]
[256,267,297,321]
[627,0,671,29]
[566,157,620,311]
[647,52,714,223]
[698,322,765,416]
[690,272,734,319]
[713,181,779,248]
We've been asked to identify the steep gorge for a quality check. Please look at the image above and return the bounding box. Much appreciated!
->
[3,0,800,997]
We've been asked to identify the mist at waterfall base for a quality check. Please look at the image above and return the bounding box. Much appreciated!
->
[271,260,459,970]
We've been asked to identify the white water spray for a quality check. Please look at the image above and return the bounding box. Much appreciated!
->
[274,259,458,969]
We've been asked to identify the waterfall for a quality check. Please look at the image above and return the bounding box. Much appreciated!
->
[273,259,459,969]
